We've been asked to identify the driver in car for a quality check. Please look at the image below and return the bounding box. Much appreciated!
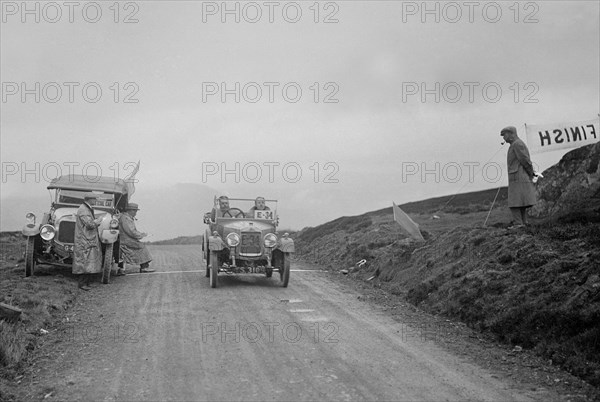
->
[211,196,231,221]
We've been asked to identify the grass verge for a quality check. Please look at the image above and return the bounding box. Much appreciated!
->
[0,232,79,401]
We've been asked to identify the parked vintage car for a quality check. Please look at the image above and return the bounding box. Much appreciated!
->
[22,175,127,283]
[203,197,294,288]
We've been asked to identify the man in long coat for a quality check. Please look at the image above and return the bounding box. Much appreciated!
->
[73,194,103,290]
[501,126,537,228]
[119,203,154,273]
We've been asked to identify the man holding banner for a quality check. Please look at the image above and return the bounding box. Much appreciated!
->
[501,126,537,228]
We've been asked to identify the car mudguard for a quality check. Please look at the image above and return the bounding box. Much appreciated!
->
[100,229,119,244]
[278,237,295,253]
[208,233,225,251]
[98,214,119,244]
[22,223,40,237]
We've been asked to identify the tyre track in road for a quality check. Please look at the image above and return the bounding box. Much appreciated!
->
[23,245,561,401]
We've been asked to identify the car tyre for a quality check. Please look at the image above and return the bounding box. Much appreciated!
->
[102,243,113,284]
[205,242,211,278]
[280,252,290,288]
[210,251,218,288]
[25,236,36,277]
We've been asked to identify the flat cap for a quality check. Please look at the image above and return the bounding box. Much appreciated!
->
[500,126,517,136]
[125,202,140,210]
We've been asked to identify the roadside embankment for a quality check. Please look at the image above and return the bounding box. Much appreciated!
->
[294,204,600,388]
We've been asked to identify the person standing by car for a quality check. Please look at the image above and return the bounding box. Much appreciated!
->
[119,203,154,273]
[501,126,537,228]
[74,194,103,290]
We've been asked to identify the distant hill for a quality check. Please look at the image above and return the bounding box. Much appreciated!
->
[147,235,203,245]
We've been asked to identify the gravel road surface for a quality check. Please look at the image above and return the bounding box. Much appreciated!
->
[22,245,559,401]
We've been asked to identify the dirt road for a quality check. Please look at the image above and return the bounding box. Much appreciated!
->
[21,245,559,401]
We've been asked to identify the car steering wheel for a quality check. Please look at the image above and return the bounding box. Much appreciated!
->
[223,208,245,218]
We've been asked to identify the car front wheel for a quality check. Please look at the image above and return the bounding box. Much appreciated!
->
[205,242,210,278]
[25,236,36,277]
[210,251,218,288]
[280,252,290,288]
[102,243,113,284]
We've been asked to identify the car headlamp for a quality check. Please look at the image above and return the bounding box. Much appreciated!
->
[40,224,56,241]
[26,212,36,225]
[226,233,240,247]
[264,233,277,248]
[109,218,119,229]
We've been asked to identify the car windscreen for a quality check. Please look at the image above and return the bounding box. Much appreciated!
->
[57,190,114,207]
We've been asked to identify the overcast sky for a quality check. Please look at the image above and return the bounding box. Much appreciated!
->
[1,1,599,233]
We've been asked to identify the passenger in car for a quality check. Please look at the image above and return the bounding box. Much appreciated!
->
[119,203,154,273]
[248,197,270,213]
[250,197,271,211]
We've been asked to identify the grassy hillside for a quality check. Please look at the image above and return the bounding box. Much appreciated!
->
[366,187,509,217]
[294,187,600,387]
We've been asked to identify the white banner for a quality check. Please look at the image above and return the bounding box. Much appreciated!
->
[525,118,599,154]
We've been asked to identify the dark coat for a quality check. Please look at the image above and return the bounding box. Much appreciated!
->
[73,203,102,274]
[507,138,537,207]
[119,213,152,265]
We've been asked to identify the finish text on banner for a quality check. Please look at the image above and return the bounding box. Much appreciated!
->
[525,118,599,154]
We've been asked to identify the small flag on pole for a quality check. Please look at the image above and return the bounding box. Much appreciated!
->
[124,160,140,198]
[392,202,425,242]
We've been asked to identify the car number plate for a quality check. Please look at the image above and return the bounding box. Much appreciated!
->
[241,232,261,254]
[254,210,274,220]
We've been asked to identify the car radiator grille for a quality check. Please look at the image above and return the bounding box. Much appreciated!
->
[240,232,261,254]
[57,221,75,243]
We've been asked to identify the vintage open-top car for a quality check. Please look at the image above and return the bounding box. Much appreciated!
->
[203,197,294,288]
[22,175,127,283]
